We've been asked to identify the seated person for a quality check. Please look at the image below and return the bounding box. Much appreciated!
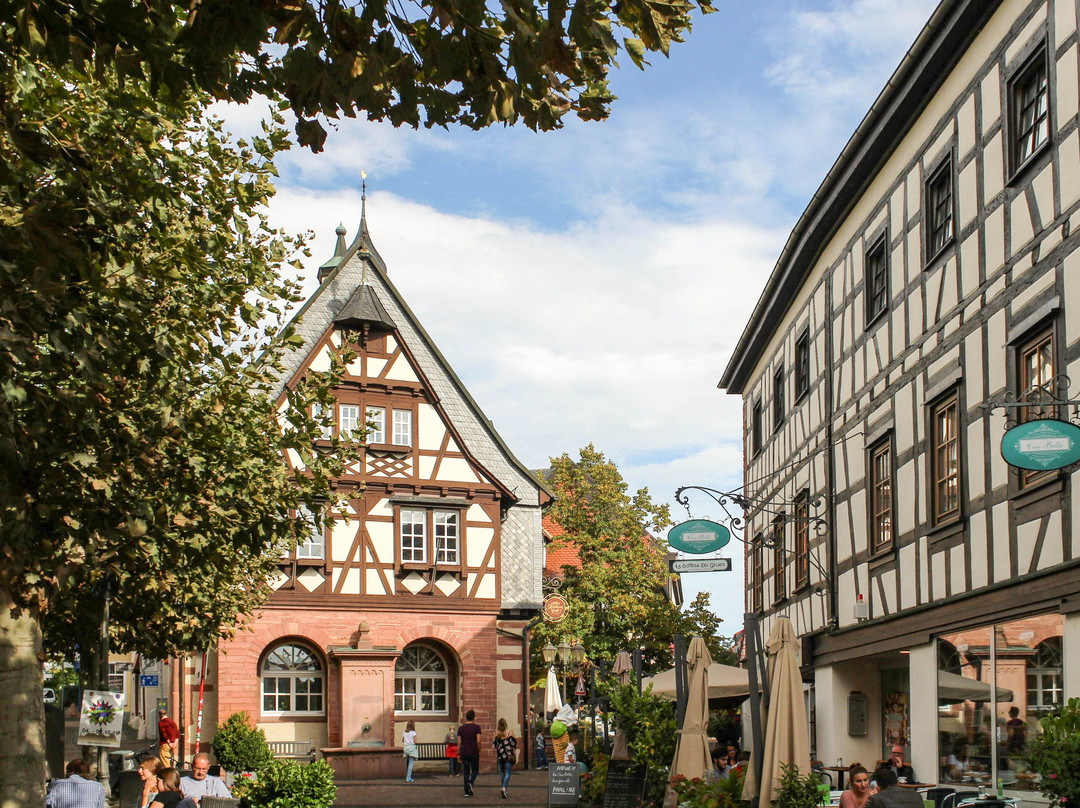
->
[868,768,925,808]
[46,758,105,808]
[179,754,231,803]
[888,746,916,782]
[840,764,871,808]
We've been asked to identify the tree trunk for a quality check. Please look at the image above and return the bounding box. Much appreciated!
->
[0,589,46,807]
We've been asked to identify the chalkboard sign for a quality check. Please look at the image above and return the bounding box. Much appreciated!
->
[602,760,648,808]
[548,762,580,806]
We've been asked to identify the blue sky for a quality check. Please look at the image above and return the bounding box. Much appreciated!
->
[227,0,941,635]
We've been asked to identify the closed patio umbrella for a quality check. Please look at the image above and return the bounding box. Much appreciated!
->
[669,636,716,781]
[545,666,563,715]
[610,651,633,761]
[756,616,811,806]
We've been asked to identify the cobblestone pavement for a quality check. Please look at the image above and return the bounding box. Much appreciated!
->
[335,766,553,807]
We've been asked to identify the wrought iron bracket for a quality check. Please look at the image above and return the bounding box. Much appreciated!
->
[673,485,831,597]
[981,374,1080,430]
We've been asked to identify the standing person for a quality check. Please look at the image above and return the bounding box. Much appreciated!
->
[403,720,419,782]
[46,758,106,808]
[137,757,163,808]
[179,753,231,804]
[492,718,518,800]
[445,723,460,776]
[867,768,924,808]
[840,765,872,808]
[564,730,578,764]
[157,713,180,768]
[534,724,548,770]
[456,710,482,797]
[1005,707,1026,753]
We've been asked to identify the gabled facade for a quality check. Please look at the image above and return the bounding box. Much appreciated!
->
[721,0,1080,799]
[203,212,549,776]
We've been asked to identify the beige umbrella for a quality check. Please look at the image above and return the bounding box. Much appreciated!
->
[610,651,633,761]
[670,637,716,780]
[757,617,811,806]
[545,666,563,714]
[643,662,751,700]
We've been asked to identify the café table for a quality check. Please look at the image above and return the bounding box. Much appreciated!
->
[956,797,1019,807]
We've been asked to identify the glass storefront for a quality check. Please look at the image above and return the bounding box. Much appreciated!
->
[936,613,1064,793]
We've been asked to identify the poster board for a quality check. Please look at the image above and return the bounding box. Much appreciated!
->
[602,760,648,808]
[548,762,580,806]
[78,690,126,748]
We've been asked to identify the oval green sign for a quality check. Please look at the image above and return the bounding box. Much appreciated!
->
[1001,418,1080,471]
[668,519,730,555]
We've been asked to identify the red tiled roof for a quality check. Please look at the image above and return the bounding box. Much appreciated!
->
[543,514,581,575]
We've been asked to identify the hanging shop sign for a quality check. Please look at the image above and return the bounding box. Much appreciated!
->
[670,558,732,573]
[1000,418,1080,471]
[543,594,569,623]
[667,519,730,555]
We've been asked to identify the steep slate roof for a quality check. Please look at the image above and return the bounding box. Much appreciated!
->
[273,214,553,509]
[719,0,1001,394]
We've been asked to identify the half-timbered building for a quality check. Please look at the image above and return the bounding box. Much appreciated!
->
[720,0,1080,799]
[196,211,550,777]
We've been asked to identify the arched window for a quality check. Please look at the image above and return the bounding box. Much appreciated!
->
[261,643,325,716]
[1026,637,1062,713]
[394,644,449,715]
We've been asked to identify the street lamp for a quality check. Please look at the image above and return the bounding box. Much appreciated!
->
[545,640,583,701]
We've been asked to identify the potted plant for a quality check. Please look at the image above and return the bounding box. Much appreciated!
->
[211,712,273,780]
[774,763,825,808]
[1029,698,1080,808]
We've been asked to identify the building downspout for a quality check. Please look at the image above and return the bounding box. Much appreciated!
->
[824,269,839,632]
[521,613,544,770]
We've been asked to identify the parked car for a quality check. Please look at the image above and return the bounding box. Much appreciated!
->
[43,687,56,705]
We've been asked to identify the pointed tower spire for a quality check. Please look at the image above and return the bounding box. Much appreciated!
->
[317,223,349,284]
[349,170,387,275]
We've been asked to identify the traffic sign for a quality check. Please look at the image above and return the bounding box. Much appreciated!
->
[668,519,730,554]
[670,558,732,573]
[140,675,159,687]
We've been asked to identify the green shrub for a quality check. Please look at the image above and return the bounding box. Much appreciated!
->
[670,767,748,808]
[599,682,678,807]
[244,759,337,808]
[211,712,273,774]
[1030,697,1080,808]
[774,764,824,808]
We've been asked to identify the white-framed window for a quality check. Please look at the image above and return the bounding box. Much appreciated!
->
[434,511,459,564]
[401,509,426,563]
[312,403,333,440]
[367,407,386,444]
[296,504,325,559]
[339,404,360,438]
[261,643,325,716]
[394,645,449,715]
[392,409,413,446]
[1027,637,1063,713]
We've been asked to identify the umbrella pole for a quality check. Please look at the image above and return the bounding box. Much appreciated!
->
[745,613,765,808]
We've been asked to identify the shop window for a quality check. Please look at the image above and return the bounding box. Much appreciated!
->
[394,644,449,715]
[261,643,325,716]
[937,613,1063,791]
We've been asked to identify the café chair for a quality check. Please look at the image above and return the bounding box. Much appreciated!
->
[923,787,956,808]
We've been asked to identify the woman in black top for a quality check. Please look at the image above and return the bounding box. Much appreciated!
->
[492,717,518,799]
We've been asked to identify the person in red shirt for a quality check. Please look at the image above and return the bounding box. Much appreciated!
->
[456,710,482,797]
[157,714,179,768]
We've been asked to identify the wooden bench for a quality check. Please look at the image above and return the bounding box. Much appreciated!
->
[268,739,316,762]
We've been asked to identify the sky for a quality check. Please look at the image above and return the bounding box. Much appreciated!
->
[220,0,940,636]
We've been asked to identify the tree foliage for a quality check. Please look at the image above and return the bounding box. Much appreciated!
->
[3,0,715,150]
[0,58,349,660]
[534,444,729,680]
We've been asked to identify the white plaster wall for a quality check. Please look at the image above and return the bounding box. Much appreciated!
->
[907,642,938,785]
